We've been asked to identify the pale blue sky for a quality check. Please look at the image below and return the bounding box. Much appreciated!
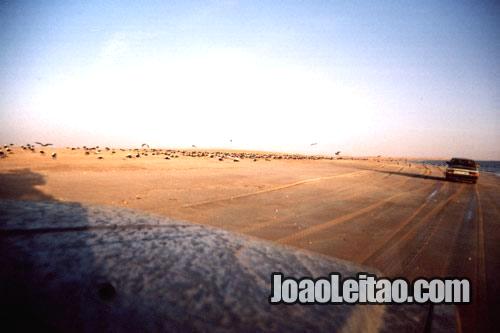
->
[1,0,499,158]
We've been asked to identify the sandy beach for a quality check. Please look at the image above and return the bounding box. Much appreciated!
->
[1,146,499,331]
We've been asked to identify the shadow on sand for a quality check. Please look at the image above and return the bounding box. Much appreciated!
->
[0,168,56,201]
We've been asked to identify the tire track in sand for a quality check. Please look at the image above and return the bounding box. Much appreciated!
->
[366,183,465,275]
[399,185,465,271]
[239,169,411,234]
[182,170,370,208]
[445,185,489,332]
[277,182,435,245]
[473,187,487,327]
[360,181,448,265]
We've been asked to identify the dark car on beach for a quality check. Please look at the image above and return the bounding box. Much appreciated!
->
[445,158,479,183]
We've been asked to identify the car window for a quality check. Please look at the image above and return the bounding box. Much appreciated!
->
[450,159,477,168]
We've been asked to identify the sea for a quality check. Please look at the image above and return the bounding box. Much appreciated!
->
[417,160,500,177]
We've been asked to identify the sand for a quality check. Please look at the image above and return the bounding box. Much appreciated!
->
[1,146,499,331]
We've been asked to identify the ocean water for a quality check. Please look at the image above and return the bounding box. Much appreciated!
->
[418,160,500,176]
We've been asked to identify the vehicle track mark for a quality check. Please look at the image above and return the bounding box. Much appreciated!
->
[277,183,434,245]
[389,184,465,274]
[239,171,411,234]
[361,182,447,265]
[366,183,465,274]
[474,187,487,320]
[182,170,370,208]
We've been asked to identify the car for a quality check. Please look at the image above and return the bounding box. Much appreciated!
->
[445,158,479,183]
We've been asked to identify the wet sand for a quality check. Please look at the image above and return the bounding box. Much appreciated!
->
[1,147,499,331]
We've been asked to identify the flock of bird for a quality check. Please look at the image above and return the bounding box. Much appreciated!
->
[1,143,346,162]
[0,143,58,159]
[71,145,341,162]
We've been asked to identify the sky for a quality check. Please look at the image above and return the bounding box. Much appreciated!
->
[1,0,499,159]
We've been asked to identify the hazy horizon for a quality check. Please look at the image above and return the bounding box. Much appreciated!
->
[1,1,499,160]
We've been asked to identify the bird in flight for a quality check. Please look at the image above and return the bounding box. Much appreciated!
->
[141,143,150,148]
[310,143,318,146]
[35,142,53,147]
[335,151,341,155]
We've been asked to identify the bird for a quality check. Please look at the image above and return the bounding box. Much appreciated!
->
[310,143,317,146]
[335,151,341,155]
[51,152,57,159]
[141,143,150,148]
[35,142,53,147]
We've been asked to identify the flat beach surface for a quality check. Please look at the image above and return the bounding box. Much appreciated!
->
[1,147,499,331]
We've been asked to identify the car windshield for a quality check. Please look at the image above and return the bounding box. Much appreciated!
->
[450,159,477,169]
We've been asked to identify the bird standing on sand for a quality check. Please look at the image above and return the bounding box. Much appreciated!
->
[51,152,57,159]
